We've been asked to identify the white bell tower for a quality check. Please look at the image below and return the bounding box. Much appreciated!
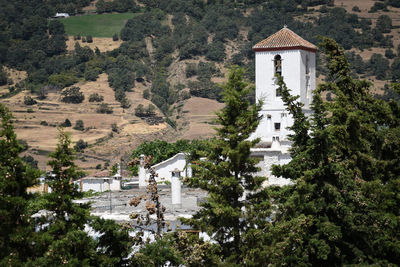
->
[250,27,317,147]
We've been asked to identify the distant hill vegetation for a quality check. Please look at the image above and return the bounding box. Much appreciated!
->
[1,0,399,119]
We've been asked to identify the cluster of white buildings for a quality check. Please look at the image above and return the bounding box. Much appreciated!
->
[77,27,316,197]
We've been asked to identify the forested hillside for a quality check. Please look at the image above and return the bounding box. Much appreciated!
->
[1,0,399,171]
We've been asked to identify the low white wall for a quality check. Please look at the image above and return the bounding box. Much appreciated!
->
[80,178,121,192]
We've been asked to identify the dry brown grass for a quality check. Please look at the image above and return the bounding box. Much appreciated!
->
[1,73,172,174]
[66,36,122,52]
[180,97,224,140]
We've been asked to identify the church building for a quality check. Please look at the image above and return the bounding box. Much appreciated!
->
[250,27,317,186]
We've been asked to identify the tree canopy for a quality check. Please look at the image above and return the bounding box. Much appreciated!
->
[269,38,400,265]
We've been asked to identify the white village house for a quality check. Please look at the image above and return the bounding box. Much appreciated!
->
[86,27,315,192]
[78,165,131,192]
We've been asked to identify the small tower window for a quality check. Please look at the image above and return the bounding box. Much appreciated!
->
[274,55,282,76]
[305,54,310,75]
[272,136,280,142]
[276,87,282,97]
[274,123,281,131]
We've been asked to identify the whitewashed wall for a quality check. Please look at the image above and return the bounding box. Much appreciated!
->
[80,178,121,192]
[149,153,191,183]
[251,48,315,143]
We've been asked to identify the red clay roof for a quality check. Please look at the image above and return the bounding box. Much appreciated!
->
[253,27,317,52]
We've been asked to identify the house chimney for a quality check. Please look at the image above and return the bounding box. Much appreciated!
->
[139,154,146,187]
[171,168,182,209]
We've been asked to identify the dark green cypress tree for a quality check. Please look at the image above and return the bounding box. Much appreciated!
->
[269,38,400,265]
[0,103,39,265]
[31,129,132,265]
[184,67,271,264]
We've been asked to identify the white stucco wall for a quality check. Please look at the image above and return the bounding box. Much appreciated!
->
[148,153,191,183]
[251,48,315,144]
[81,178,121,192]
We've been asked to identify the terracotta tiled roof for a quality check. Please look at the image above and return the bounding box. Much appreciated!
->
[253,27,317,52]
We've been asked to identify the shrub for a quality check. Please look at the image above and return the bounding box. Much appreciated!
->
[24,96,37,105]
[352,6,360,12]
[86,35,93,43]
[95,164,102,169]
[111,123,118,132]
[60,118,72,127]
[37,86,48,100]
[143,89,150,99]
[146,104,156,116]
[74,139,88,152]
[376,15,392,33]
[135,104,145,117]
[48,73,78,88]
[27,108,34,113]
[40,120,48,126]
[113,34,119,41]
[120,97,131,108]
[186,63,197,77]
[96,103,113,114]
[22,155,38,169]
[73,120,85,131]
[89,93,104,102]
[61,86,85,104]
[385,49,395,59]
[84,69,99,81]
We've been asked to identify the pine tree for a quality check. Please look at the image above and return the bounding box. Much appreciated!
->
[269,38,400,265]
[184,67,271,264]
[0,103,39,265]
[32,129,132,265]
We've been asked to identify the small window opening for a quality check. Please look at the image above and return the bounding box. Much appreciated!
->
[276,87,282,97]
[306,54,310,75]
[272,136,280,142]
[274,55,282,76]
[274,123,281,131]
[267,114,272,119]
[281,113,287,118]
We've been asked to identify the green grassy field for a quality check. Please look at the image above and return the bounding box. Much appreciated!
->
[60,13,137,37]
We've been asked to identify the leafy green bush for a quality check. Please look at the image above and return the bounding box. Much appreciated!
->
[60,118,72,127]
[24,96,37,105]
[111,123,118,132]
[22,155,38,169]
[73,120,85,131]
[88,93,104,102]
[74,139,88,152]
[96,103,113,114]
[186,63,197,77]
[61,86,85,104]
[48,73,79,88]
[143,89,150,99]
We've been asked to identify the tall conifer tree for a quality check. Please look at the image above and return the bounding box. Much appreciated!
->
[269,38,400,265]
[0,104,39,265]
[32,129,132,265]
[185,67,271,264]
